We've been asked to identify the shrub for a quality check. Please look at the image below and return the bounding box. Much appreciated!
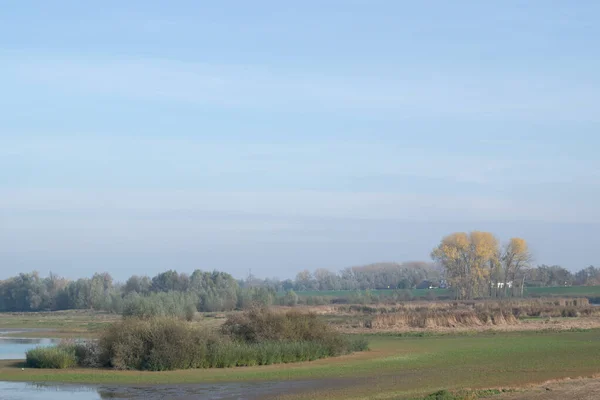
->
[73,341,104,368]
[396,289,414,302]
[221,307,366,357]
[284,290,299,306]
[28,312,368,371]
[100,317,215,371]
[26,346,77,369]
[237,287,275,309]
[305,296,328,306]
[222,307,336,343]
[121,291,199,319]
[347,336,370,353]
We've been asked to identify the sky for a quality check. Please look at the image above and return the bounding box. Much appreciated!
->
[1,1,600,280]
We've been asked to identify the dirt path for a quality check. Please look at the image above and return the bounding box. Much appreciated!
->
[496,376,600,400]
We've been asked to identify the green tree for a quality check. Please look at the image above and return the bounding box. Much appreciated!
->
[284,289,299,306]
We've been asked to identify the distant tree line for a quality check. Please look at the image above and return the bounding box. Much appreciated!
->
[0,262,440,313]
[0,269,275,315]
[1,260,598,313]
[528,264,600,287]
[245,262,442,293]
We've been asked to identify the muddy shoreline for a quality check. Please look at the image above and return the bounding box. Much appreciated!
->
[0,379,350,400]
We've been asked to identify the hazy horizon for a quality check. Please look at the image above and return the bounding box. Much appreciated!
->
[2,2,599,280]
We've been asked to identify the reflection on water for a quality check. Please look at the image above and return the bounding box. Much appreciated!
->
[0,380,329,400]
[0,382,100,400]
[0,337,58,360]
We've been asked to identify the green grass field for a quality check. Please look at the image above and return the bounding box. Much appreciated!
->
[290,286,600,300]
[293,288,453,299]
[525,286,600,297]
[2,329,600,399]
[0,311,119,338]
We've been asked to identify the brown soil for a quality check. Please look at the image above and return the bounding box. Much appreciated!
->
[496,376,600,400]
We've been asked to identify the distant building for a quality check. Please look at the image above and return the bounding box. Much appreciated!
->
[416,280,431,290]
[417,280,439,290]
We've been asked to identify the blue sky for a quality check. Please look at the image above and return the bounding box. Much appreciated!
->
[1,1,599,279]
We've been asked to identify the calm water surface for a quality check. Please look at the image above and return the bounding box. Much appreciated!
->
[0,336,57,360]
[0,380,330,400]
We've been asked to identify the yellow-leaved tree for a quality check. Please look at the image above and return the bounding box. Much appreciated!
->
[432,232,531,299]
[470,231,500,298]
[501,237,532,296]
[431,231,499,300]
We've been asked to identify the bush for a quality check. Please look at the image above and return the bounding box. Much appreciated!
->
[26,346,77,369]
[347,336,370,353]
[222,307,336,343]
[221,307,367,357]
[100,317,215,371]
[396,289,414,302]
[98,314,367,371]
[305,296,328,306]
[121,291,199,319]
[237,287,275,309]
[73,341,104,368]
[284,290,299,306]
[27,312,368,371]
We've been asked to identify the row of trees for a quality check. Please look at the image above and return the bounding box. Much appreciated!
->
[254,262,441,292]
[0,269,277,314]
[528,264,600,287]
[0,262,441,313]
[2,254,598,312]
[0,272,118,313]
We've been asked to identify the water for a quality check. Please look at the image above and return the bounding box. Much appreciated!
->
[0,337,57,360]
[0,382,100,400]
[0,380,330,400]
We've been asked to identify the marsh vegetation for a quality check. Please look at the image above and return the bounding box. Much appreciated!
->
[25,307,368,371]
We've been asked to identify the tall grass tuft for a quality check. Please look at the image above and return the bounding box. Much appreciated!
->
[25,346,78,369]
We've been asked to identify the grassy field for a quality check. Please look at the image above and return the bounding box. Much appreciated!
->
[2,329,600,399]
[294,288,453,299]
[0,310,119,338]
[291,286,600,301]
[525,286,600,297]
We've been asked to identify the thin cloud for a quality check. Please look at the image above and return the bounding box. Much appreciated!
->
[0,188,595,224]
[1,54,598,120]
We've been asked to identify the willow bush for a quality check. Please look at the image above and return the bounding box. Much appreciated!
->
[27,308,368,371]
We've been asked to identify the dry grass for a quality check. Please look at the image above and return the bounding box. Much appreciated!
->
[366,308,518,329]
[494,374,600,400]
[299,298,600,333]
